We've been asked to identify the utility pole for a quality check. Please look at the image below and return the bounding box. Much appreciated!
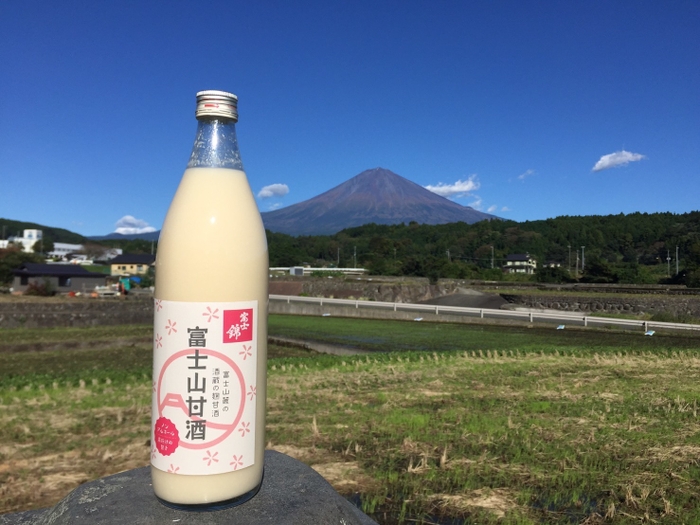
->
[491,246,494,269]
[337,247,340,266]
[581,246,585,272]
[676,246,679,276]
[353,246,357,269]
[667,249,671,277]
[568,245,571,274]
[446,249,451,263]
[575,250,579,277]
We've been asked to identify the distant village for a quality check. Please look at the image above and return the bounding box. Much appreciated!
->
[3,229,155,296]
[3,228,547,297]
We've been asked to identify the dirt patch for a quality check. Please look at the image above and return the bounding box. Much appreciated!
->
[268,336,371,356]
[638,445,700,463]
[420,291,508,310]
[429,488,519,518]
[0,441,149,514]
[0,337,152,354]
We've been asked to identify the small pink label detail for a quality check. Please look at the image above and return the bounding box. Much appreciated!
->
[223,309,253,343]
[155,417,179,456]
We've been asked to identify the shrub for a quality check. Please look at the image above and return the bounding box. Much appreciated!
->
[24,279,55,296]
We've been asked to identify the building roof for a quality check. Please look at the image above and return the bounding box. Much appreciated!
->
[12,263,106,278]
[109,254,156,265]
[505,253,535,261]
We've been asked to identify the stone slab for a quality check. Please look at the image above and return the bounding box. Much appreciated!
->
[0,451,377,525]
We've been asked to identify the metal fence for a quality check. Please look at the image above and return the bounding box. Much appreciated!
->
[269,294,700,333]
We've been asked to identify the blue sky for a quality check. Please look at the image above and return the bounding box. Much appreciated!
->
[1,1,698,236]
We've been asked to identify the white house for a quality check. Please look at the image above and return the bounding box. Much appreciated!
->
[503,253,538,275]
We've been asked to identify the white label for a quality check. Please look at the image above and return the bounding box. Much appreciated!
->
[151,299,257,475]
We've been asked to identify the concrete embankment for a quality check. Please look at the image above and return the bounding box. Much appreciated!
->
[501,293,700,318]
[3,277,699,329]
[0,297,153,329]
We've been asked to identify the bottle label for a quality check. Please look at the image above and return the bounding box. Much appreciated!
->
[151,299,258,476]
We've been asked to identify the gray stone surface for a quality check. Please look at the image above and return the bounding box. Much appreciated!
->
[0,451,378,525]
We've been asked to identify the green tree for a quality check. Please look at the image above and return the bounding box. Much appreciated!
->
[0,247,43,285]
[32,238,55,254]
[535,266,571,284]
[581,256,617,283]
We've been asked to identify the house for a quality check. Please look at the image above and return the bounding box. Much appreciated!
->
[12,263,107,294]
[110,254,155,276]
[503,253,537,275]
[1,229,44,253]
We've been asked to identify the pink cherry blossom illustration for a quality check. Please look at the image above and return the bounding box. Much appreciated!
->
[239,345,252,360]
[202,306,220,322]
[155,334,163,348]
[247,385,257,401]
[168,464,180,473]
[238,421,251,437]
[155,299,163,311]
[166,319,177,335]
[230,455,243,470]
[203,450,219,466]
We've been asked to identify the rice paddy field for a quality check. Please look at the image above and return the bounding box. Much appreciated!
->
[1,315,700,524]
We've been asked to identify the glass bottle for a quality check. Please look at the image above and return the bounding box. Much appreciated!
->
[151,90,268,508]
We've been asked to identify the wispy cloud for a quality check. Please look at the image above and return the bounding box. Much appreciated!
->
[258,183,290,199]
[424,174,480,199]
[592,150,646,172]
[114,215,156,235]
[487,205,498,213]
[267,203,282,211]
[501,206,511,212]
[468,197,483,210]
[517,169,535,181]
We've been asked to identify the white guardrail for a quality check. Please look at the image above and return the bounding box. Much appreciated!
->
[269,295,700,333]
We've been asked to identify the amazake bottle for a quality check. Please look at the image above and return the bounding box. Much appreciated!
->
[151,90,268,508]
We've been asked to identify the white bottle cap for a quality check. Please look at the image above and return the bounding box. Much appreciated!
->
[195,90,238,121]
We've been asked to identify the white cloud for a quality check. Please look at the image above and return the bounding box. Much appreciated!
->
[468,197,483,210]
[517,169,535,181]
[267,203,282,211]
[424,174,480,198]
[592,150,646,172]
[501,206,511,212]
[114,215,156,235]
[258,183,290,199]
[487,205,498,213]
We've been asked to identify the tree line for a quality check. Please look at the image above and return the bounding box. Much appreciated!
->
[265,211,700,286]
[3,211,700,286]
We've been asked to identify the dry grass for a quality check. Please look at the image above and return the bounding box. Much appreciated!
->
[3,339,700,522]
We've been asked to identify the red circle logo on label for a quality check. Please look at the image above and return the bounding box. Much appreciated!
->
[154,416,179,456]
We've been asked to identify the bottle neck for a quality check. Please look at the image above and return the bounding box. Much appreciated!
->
[187,118,244,170]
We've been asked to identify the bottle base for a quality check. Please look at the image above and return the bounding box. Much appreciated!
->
[155,472,263,512]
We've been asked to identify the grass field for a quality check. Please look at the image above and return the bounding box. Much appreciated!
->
[2,315,700,524]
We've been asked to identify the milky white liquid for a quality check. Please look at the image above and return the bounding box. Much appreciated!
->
[152,167,268,505]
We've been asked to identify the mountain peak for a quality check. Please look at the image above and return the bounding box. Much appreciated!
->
[261,168,497,236]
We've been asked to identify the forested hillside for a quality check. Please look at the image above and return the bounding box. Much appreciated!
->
[267,211,700,285]
[0,218,86,244]
[4,212,700,286]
